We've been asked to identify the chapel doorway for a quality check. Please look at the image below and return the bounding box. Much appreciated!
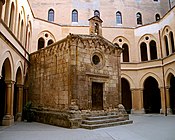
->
[92,82,103,110]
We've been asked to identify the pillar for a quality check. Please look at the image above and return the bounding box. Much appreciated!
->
[166,87,172,114]
[160,87,166,114]
[2,80,14,126]
[16,84,23,121]
[131,88,145,114]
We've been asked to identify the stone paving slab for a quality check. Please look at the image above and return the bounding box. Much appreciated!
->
[0,114,175,140]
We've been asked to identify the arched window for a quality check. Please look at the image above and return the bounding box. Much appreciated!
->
[9,2,15,31]
[122,43,129,62]
[140,42,148,61]
[94,23,99,34]
[48,39,54,46]
[48,9,54,22]
[149,40,157,60]
[38,37,45,50]
[94,10,100,17]
[170,32,175,53]
[136,12,142,25]
[17,14,21,39]
[116,11,122,24]
[20,20,24,43]
[72,9,78,22]
[164,36,169,56]
[155,14,160,21]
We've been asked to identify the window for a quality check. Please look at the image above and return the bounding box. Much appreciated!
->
[164,36,169,56]
[140,42,148,61]
[155,14,160,21]
[48,39,54,46]
[136,12,142,25]
[149,40,157,60]
[94,10,100,17]
[48,9,54,22]
[170,32,175,53]
[38,37,45,50]
[9,2,15,31]
[116,11,122,24]
[122,44,129,62]
[72,9,78,22]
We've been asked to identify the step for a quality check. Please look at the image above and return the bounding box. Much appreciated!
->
[85,115,120,120]
[82,117,125,125]
[80,120,133,129]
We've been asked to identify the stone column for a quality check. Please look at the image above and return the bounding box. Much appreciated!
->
[0,0,5,19]
[160,87,165,114]
[166,87,172,114]
[131,88,145,114]
[2,80,14,126]
[16,84,23,121]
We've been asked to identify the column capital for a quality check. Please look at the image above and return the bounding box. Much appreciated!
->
[5,80,15,85]
[16,84,24,88]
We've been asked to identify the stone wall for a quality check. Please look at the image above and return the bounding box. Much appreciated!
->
[29,38,70,110]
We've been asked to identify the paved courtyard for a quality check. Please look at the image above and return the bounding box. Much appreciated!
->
[0,114,175,140]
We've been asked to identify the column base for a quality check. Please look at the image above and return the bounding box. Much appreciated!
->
[131,108,145,114]
[160,108,172,115]
[16,113,22,121]
[2,115,14,126]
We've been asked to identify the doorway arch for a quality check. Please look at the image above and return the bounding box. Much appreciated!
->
[143,77,161,113]
[169,75,175,114]
[0,58,12,125]
[121,78,132,114]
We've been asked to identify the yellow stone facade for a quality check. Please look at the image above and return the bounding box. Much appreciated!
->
[0,0,175,126]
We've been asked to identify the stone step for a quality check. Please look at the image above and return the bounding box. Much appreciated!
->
[82,117,125,125]
[80,120,133,129]
[85,115,120,120]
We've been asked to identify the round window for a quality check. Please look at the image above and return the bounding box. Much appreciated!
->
[92,55,100,65]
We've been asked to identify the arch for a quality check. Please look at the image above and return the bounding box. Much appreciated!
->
[48,9,54,22]
[143,76,161,113]
[94,10,100,17]
[164,35,169,56]
[47,39,54,46]
[165,68,175,87]
[0,51,14,80]
[140,42,148,61]
[72,9,78,22]
[121,74,135,89]
[136,12,142,25]
[14,61,23,85]
[169,31,175,53]
[116,11,122,24]
[121,78,132,113]
[149,40,157,60]
[9,2,15,32]
[140,72,163,89]
[20,20,24,43]
[155,13,160,21]
[4,0,10,24]
[112,36,131,47]
[17,13,21,39]
[38,37,45,50]
[122,43,129,62]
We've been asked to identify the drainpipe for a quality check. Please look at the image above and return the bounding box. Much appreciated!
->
[169,0,172,10]
[158,30,167,116]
